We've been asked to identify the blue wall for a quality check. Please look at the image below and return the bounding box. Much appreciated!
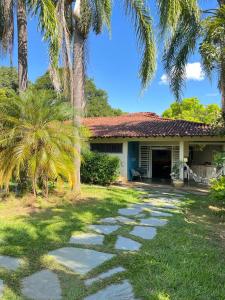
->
[128,142,139,180]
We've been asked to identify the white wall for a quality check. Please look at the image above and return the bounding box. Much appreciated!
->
[89,141,128,180]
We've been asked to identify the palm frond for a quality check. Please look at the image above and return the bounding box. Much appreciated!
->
[124,0,156,88]
[163,4,201,100]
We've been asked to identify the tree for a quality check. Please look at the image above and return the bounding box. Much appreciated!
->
[34,71,123,117]
[162,1,225,118]
[0,0,28,92]
[162,97,221,124]
[84,79,123,117]
[0,0,57,92]
[0,89,76,196]
[0,67,18,91]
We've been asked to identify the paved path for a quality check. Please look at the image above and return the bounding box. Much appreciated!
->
[0,189,182,299]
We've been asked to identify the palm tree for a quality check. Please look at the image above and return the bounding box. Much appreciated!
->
[0,0,56,92]
[162,0,225,118]
[0,89,77,196]
[0,0,28,92]
[46,0,157,191]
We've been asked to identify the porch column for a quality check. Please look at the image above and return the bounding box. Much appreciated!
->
[179,141,184,180]
[123,141,128,180]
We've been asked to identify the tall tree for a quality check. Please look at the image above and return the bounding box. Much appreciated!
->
[162,1,225,118]
[0,0,28,92]
[17,0,28,91]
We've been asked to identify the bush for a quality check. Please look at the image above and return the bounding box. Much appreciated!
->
[81,151,120,185]
[210,176,225,201]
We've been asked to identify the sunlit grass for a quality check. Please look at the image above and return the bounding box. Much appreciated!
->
[0,185,225,299]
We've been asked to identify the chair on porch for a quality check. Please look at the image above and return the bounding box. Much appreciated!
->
[131,168,143,181]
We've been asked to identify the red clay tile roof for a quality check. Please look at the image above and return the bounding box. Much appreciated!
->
[83,112,215,138]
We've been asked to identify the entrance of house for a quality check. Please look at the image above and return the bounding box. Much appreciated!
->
[152,149,171,179]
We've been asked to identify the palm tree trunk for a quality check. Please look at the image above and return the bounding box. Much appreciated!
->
[72,24,85,192]
[17,0,28,92]
[218,0,225,119]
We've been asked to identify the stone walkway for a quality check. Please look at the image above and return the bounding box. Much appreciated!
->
[0,189,182,299]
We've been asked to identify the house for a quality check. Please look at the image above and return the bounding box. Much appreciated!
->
[83,112,225,182]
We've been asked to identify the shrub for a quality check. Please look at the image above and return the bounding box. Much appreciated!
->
[210,176,225,201]
[81,151,120,185]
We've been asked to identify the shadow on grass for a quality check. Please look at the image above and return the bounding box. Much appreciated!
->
[0,187,139,298]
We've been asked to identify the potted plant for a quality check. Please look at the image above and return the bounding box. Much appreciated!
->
[171,161,184,188]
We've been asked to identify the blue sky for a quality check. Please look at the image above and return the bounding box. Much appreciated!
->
[1,0,220,115]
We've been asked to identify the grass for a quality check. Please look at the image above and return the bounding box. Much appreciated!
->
[0,185,225,299]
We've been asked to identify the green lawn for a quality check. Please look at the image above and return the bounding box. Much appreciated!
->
[0,185,225,299]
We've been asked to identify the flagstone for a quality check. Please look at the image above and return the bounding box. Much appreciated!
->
[118,207,143,216]
[21,270,62,300]
[48,247,115,275]
[150,210,173,217]
[85,266,125,286]
[0,280,4,298]
[115,236,141,251]
[116,216,137,224]
[139,217,168,227]
[130,226,157,240]
[69,233,104,245]
[99,216,136,225]
[99,217,118,224]
[88,225,120,235]
[84,280,137,300]
[0,255,22,271]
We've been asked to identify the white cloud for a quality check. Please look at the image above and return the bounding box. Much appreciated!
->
[159,62,205,85]
[159,74,169,85]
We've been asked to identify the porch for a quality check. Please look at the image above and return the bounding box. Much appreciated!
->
[127,140,225,183]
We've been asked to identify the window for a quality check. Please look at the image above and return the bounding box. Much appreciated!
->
[90,143,123,153]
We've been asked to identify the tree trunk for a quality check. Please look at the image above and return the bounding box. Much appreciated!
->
[32,177,37,198]
[72,24,85,192]
[218,0,225,119]
[17,0,28,92]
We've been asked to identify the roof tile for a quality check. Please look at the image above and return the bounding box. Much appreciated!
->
[83,112,214,138]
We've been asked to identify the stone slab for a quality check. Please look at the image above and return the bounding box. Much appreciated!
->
[139,217,168,227]
[0,255,22,271]
[48,247,115,275]
[85,266,125,286]
[99,216,136,225]
[115,236,141,251]
[150,211,173,217]
[88,225,120,235]
[130,226,157,240]
[21,270,62,300]
[118,207,143,216]
[84,280,137,300]
[116,216,137,224]
[0,279,4,298]
[99,217,117,224]
[69,232,104,245]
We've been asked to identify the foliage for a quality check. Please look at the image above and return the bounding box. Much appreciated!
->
[85,79,123,117]
[0,89,77,196]
[171,161,183,180]
[0,67,18,91]
[210,176,225,200]
[163,2,225,110]
[81,151,120,185]
[213,151,225,168]
[1,187,225,299]
[162,97,221,124]
[34,71,123,117]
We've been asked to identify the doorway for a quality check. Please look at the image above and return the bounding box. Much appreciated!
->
[152,149,171,179]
